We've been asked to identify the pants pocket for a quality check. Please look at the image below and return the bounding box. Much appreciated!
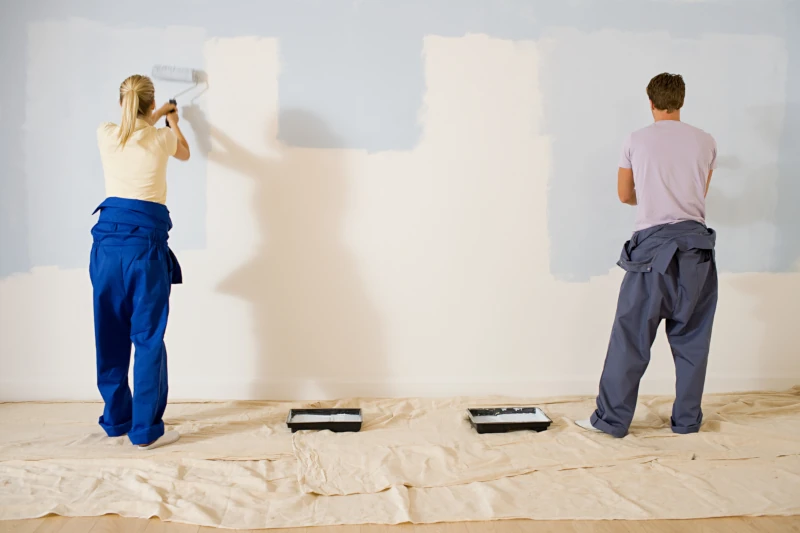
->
[129,259,171,337]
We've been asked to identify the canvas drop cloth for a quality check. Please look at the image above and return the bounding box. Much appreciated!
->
[1,388,799,529]
[0,400,299,461]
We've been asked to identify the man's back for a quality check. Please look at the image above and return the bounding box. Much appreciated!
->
[620,120,717,232]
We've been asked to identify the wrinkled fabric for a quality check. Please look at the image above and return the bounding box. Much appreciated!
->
[0,390,798,528]
[292,389,800,495]
[0,401,296,462]
[593,221,718,438]
[0,456,798,528]
[0,387,800,529]
[2,390,799,466]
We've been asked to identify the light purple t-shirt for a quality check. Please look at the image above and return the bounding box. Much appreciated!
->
[619,120,717,232]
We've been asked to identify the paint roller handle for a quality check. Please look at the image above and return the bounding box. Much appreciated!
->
[165,101,189,158]
[165,99,178,128]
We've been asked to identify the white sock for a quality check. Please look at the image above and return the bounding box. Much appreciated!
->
[138,430,180,450]
[575,419,603,433]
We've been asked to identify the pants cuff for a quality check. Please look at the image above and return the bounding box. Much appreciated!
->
[99,417,132,438]
[590,412,628,438]
[128,422,165,446]
[671,420,702,434]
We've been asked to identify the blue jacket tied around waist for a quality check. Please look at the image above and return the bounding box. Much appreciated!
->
[91,197,182,284]
[617,220,716,275]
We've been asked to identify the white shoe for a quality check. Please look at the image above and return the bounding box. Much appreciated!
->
[138,430,180,450]
[575,419,603,433]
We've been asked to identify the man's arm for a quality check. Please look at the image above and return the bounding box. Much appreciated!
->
[617,167,637,206]
[705,169,713,198]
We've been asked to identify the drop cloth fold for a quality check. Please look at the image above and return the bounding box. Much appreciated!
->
[293,389,800,495]
[0,399,356,461]
[1,388,799,529]
[2,456,799,528]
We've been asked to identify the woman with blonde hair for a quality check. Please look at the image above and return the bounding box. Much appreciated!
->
[91,74,190,449]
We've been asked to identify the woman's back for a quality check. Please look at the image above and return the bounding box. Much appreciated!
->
[97,119,177,205]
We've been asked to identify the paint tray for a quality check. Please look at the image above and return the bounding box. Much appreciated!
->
[468,407,552,434]
[287,408,363,433]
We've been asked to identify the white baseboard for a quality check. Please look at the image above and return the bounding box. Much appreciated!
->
[1,376,797,402]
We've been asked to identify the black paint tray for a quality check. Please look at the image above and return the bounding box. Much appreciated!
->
[287,408,363,433]
[468,407,552,434]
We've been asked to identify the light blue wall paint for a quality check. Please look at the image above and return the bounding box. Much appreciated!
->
[0,0,797,280]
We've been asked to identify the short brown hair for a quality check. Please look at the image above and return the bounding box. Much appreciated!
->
[646,73,685,113]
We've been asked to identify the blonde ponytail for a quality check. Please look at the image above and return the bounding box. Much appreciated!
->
[117,75,155,149]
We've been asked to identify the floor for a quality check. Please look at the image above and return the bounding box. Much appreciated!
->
[1,516,799,533]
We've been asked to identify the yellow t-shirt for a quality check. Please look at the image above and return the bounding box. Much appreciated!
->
[97,118,178,205]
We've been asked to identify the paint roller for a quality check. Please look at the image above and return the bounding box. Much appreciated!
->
[150,65,204,127]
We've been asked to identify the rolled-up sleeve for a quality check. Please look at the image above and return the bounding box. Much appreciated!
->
[159,128,179,156]
[618,134,633,169]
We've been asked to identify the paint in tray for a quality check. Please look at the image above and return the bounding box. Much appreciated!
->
[290,413,362,423]
[287,408,363,433]
[467,407,552,434]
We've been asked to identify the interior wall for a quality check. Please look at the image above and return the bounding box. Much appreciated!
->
[1,1,798,401]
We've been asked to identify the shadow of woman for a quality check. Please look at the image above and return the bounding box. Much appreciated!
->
[202,108,387,401]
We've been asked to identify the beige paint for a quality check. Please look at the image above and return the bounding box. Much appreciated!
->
[0,33,798,401]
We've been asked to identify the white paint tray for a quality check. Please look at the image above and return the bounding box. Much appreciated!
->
[287,408,363,433]
[467,407,552,433]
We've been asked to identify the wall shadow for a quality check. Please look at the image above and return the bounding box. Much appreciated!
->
[182,104,212,158]
[203,109,387,400]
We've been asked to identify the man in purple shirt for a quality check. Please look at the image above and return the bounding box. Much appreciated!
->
[577,73,719,438]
